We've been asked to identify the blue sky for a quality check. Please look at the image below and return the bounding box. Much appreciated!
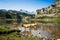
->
[0,0,56,12]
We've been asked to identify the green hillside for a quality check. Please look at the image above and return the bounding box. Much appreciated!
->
[0,9,34,24]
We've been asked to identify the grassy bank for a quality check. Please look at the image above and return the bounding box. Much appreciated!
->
[0,25,42,40]
[31,17,60,23]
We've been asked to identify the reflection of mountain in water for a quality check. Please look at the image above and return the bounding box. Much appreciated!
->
[31,30,52,39]
[37,23,60,38]
[18,26,52,39]
[18,23,60,39]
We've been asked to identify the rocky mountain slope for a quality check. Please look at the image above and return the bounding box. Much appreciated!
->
[36,0,60,17]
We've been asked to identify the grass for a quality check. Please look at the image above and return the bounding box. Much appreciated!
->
[0,25,42,40]
[31,17,60,23]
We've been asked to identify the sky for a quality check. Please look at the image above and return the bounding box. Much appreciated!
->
[0,0,56,12]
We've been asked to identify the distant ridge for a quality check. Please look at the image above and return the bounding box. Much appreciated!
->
[36,0,60,17]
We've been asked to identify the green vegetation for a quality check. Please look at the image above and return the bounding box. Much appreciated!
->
[36,0,60,23]
[0,25,42,40]
[0,9,34,24]
[0,0,60,39]
[31,17,60,23]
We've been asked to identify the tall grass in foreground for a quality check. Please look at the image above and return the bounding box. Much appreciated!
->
[0,25,42,40]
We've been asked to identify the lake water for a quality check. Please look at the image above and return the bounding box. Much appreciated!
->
[2,21,60,39]
[18,22,60,39]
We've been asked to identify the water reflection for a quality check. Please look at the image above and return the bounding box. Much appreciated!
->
[2,20,60,38]
[37,23,60,38]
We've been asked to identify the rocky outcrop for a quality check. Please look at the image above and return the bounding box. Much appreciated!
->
[36,0,60,17]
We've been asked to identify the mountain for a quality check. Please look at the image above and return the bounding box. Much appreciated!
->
[20,9,35,14]
[0,9,34,24]
[36,0,60,17]
[0,9,34,18]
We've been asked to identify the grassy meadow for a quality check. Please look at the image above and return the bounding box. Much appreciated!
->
[0,25,42,40]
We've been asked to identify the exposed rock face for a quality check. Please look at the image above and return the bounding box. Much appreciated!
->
[35,0,60,38]
[36,0,60,17]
